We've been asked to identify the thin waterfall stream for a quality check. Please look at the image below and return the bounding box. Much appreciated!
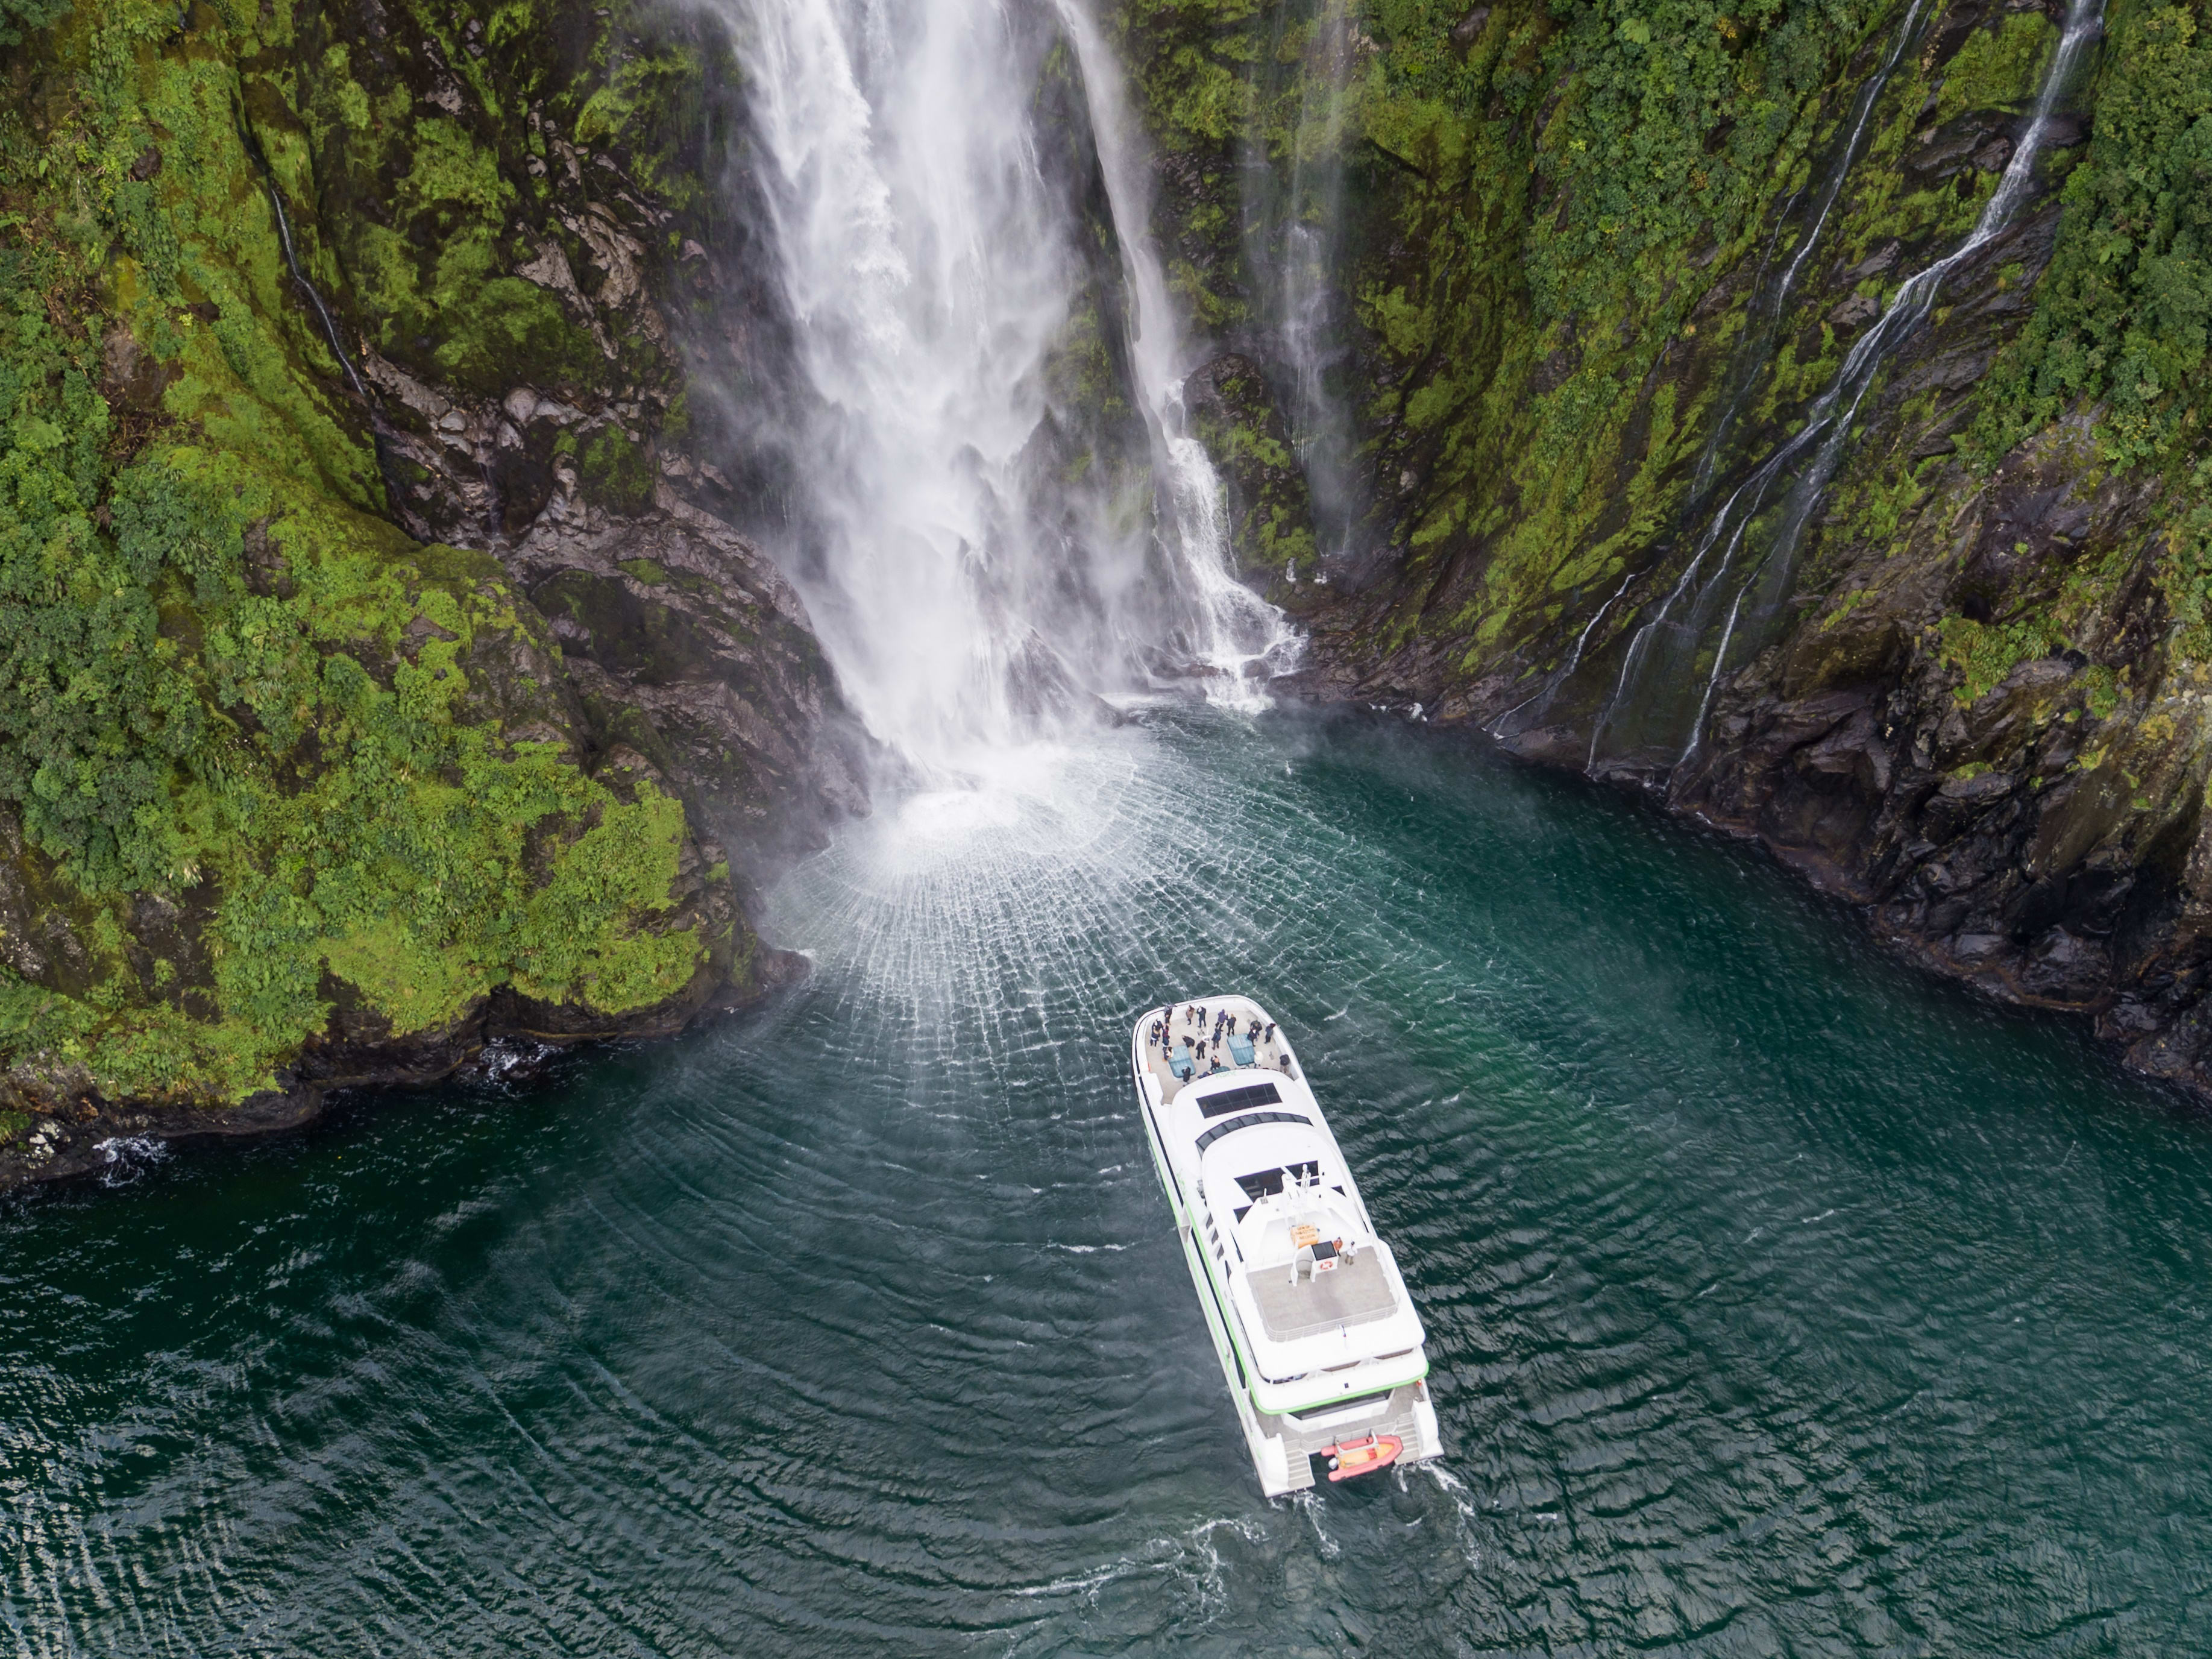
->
[1684,0,1937,509]
[257,177,370,404]
[1585,0,2104,777]
[1257,0,1360,574]
[1484,0,1936,750]
[1055,0,1303,694]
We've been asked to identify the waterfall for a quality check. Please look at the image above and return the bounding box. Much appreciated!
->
[1488,0,1932,750]
[1586,0,2105,778]
[263,181,369,403]
[1053,0,1302,705]
[1685,0,1937,508]
[1260,0,1360,570]
[712,0,1290,766]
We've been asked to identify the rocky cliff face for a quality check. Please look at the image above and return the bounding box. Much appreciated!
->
[0,0,867,1189]
[1119,0,2212,1093]
[7,0,2207,1186]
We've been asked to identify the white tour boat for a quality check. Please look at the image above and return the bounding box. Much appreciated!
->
[1130,995,1442,1495]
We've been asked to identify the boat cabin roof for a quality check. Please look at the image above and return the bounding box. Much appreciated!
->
[1134,995,1424,1373]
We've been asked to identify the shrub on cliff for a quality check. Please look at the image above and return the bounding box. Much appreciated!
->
[0,0,720,1109]
[1976,0,2212,474]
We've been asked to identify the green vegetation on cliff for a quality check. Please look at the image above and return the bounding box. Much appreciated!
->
[1128,0,2212,717]
[1976,0,2212,473]
[1112,0,1960,661]
[1374,0,1896,325]
[0,0,729,1111]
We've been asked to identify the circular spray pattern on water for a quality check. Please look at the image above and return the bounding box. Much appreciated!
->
[10,707,2212,1654]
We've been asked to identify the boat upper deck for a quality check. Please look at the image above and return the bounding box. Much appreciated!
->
[1129,992,1438,1481]
[1131,993,1430,1396]
[1248,1248,1398,1342]
[1137,995,1302,1106]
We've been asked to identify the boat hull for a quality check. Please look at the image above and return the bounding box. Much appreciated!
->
[1130,1012,1442,1496]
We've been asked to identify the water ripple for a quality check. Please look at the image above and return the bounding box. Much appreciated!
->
[4,708,2211,1653]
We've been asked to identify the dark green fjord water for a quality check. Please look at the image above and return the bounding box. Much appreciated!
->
[7,705,2212,1656]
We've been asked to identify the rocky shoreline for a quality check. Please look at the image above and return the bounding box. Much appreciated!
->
[0,944,811,1198]
[1159,0,2212,1103]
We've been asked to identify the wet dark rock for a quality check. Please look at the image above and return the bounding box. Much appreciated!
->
[1906,111,2017,183]
[1842,241,1902,282]
[1829,293,1882,330]
[99,324,178,414]
[2040,111,2090,148]
[509,490,872,877]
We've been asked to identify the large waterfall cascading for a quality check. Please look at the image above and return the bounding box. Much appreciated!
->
[722,0,1102,760]
[716,0,1290,767]
[1583,0,2105,777]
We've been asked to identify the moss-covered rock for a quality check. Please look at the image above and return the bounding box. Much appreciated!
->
[1108,0,2212,1094]
[0,0,859,1185]
[576,421,658,514]
[1184,352,1324,609]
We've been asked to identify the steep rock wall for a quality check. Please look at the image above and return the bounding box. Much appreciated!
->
[0,0,865,1188]
[1120,0,2212,1093]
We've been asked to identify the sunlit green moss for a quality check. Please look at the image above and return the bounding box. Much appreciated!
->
[1932,12,2055,125]
[0,0,722,1107]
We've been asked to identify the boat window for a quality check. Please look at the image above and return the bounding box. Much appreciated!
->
[1193,1110,1309,1153]
[1234,1162,1321,1203]
[1197,1081,1282,1118]
[1231,1160,1323,1223]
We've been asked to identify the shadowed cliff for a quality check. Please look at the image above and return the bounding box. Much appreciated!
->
[0,0,867,1187]
[1118,0,2212,1094]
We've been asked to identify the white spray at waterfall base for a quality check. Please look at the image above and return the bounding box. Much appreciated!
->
[717,0,1293,770]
